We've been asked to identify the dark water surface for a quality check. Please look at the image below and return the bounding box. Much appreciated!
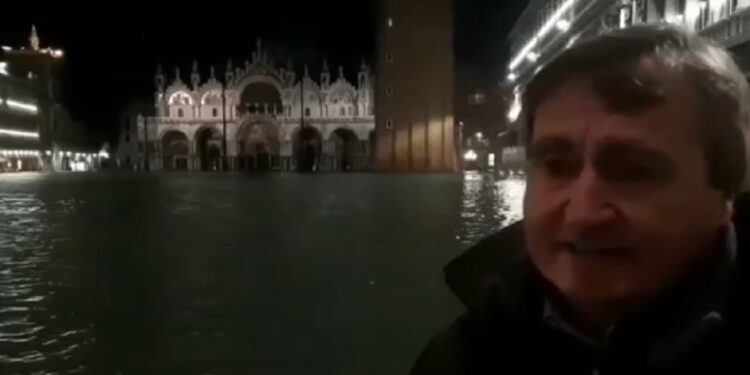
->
[0,172,524,374]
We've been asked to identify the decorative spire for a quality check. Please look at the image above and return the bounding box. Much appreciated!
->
[29,24,40,51]
[209,66,216,80]
[338,65,345,80]
[321,60,331,89]
[191,60,200,89]
[174,67,182,82]
[304,64,309,78]
[155,62,165,92]
[225,59,235,83]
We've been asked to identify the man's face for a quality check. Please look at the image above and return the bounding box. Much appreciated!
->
[523,76,730,310]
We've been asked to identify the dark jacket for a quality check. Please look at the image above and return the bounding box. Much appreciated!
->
[411,198,750,375]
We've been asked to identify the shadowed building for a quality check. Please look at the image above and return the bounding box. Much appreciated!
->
[375,0,458,172]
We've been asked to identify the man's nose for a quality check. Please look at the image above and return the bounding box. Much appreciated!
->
[563,166,617,232]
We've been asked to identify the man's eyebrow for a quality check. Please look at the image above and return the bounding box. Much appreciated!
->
[528,136,577,159]
[596,138,677,168]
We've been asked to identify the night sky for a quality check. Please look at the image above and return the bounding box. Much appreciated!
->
[1,1,525,144]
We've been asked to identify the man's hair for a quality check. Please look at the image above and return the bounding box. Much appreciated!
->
[524,24,750,198]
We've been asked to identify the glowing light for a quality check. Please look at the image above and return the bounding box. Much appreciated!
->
[507,72,517,82]
[0,128,39,139]
[566,34,580,48]
[98,151,110,159]
[665,14,685,24]
[699,1,707,10]
[464,150,478,161]
[526,52,539,62]
[507,89,522,123]
[556,19,571,31]
[51,49,64,58]
[0,46,10,51]
[509,0,578,70]
[475,132,483,139]
[45,150,51,156]
[488,153,496,167]
[387,17,393,28]
[5,99,39,114]
[0,62,8,76]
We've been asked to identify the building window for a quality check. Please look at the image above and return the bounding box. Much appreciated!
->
[386,86,393,96]
[178,108,184,118]
[340,107,346,116]
[386,53,393,63]
[305,107,311,117]
[348,107,353,116]
[212,108,219,117]
[386,119,394,130]
[387,17,393,28]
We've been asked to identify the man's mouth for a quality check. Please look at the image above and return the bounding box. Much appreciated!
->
[562,242,631,259]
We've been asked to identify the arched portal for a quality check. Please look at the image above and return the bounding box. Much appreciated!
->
[196,127,223,171]
[237,121,280,172]
[239,82,283,116]
[294,126,322,172]
[331,128,359,172]
[162,130,189,171]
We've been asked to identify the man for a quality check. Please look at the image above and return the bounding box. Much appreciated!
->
[412,24,750,374]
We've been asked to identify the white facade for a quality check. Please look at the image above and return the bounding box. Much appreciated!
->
[119,40,375,172]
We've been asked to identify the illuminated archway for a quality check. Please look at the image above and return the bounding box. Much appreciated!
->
[161,130,189,171]
[293,126,322,172]
[330,127,359,172]
[196,127,222,171]
[237,121,280,172]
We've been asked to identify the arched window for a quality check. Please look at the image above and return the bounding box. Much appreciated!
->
[340,107,346,117]
[178,108,184,118]
[305,107,311,117]
[212,108,218,117]
[348,107,353,116]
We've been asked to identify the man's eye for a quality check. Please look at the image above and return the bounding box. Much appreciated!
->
[538,157,580,178]
[602,162,658,182]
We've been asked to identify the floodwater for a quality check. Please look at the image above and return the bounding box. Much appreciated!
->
[0,172,524,374]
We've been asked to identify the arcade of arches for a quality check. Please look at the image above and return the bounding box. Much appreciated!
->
[129,43,376,172]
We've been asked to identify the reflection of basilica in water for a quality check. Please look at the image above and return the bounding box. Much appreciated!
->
[118,40,374,172]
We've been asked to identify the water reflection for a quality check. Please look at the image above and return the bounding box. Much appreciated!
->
[0,173,523,374]
[456,172,525,248]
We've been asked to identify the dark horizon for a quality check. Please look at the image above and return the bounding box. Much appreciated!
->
[0,1,525,145]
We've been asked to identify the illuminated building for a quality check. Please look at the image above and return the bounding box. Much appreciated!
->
[505,0,750,163]
[374,0,458,172]
[118,40,375,172]
[1,25,71,171]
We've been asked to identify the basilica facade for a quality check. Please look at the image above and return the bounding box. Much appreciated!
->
[118,41,375,172]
